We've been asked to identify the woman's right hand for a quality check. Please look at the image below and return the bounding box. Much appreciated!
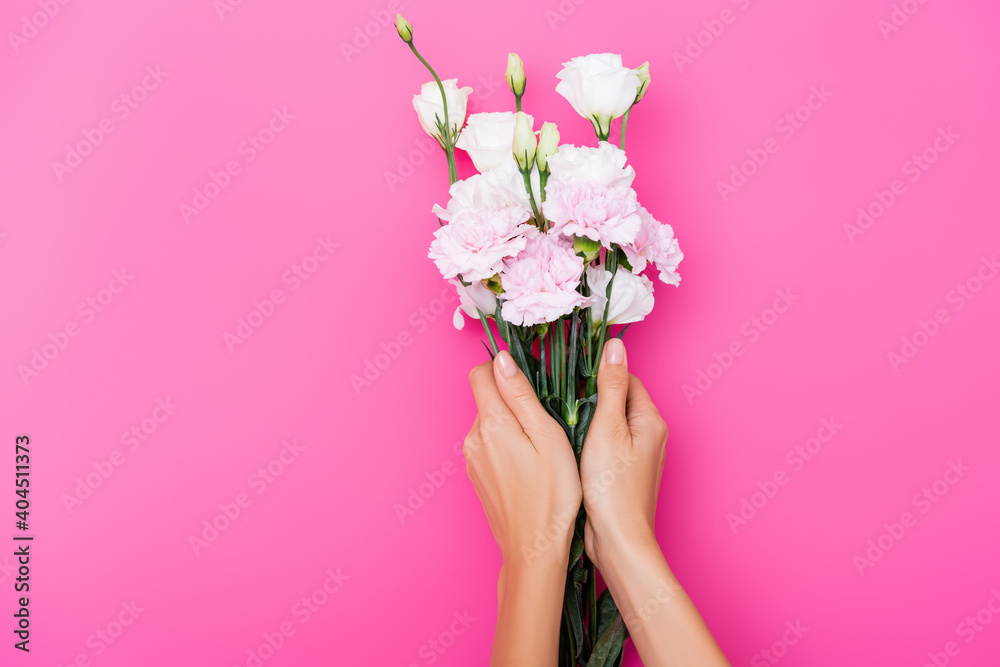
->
[580,337,668,572]
[580,337,731,666]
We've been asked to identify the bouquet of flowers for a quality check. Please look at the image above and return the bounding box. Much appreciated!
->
[396,15,682,666]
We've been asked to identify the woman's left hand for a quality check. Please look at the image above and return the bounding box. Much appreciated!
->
[464,350,583,568]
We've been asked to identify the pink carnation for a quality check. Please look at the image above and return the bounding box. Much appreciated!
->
[622,206,683,285]
[541,143,642,248]
[499,231,595,326]
[428,206,532,281]
[542,183,642,247]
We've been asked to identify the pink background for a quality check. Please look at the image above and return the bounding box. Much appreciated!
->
[2,0,999,665]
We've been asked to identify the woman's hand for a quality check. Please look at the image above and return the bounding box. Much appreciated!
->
[580,337,668,572]
[579,338,730,666]
[465,350,583,565]
[465,350,582,667]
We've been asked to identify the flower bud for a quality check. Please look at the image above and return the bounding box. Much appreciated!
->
[535,122,559,173]
[506,53,526,97]
[573,235,602,263]
[634,62,650,103]
[512,111,536,172]
[396,14,413,43]
[484,275,503,295]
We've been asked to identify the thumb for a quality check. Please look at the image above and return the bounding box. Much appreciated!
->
[592,337,629,437]
[493,350,553,438]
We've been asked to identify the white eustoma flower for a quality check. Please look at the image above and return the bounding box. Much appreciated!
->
[455,112,531,173]
[545,141,636,189]
[413,78,473,144]
[555,54,640,138]
[449,278,498,330]
[481,161,542,215]
[432,166,535,220]
[586,266,655,326]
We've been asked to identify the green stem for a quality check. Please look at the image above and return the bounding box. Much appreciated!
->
[538,171,550,231]
[521,168,544,228]
[567,311,580,409]
[620,106,633,151]
[539,329,549,396]
[446,148,457,185]
[587,557,597,641]
[591,247,619,395]
[408,41,458,185]
[476,306,498,356]
[555,319,566,420]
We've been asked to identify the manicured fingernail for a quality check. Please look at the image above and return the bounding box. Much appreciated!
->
[605,338,625,365]
[496,350,518,377]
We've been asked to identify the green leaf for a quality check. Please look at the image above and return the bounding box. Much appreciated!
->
[493,302,509,343]
[506,322,536,393]
[568,535,585,573]
[564,580,585,659]
[595,589,618,638]
[575,508,587,541]
[542,396,571,434]
[615,244,633,273]
[579,346,594,378]
[575,400,596,451]
[586,613,626,667]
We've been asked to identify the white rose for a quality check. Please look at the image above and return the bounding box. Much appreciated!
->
[587,266,654,326]
[555,54,640,138]
[455,112,532,173]
[413,78,473,144]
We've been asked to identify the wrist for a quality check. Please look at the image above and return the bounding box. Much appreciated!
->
[507,507,576,572]
[587,512,658,564]
[592,530,685,636]
[590,522,667,592]
[505,535,571,577]
[499,549,567,603]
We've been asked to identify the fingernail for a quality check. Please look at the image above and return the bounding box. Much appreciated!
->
[496,350,518,377]
[605,338,625,365]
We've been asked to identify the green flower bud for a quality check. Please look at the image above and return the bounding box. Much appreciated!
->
[536,122,559,173]
[634,62,650,103]
[512,111,536,172]
[506,53,526,97]
[395,14,413,43]
[573,235,602,263]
